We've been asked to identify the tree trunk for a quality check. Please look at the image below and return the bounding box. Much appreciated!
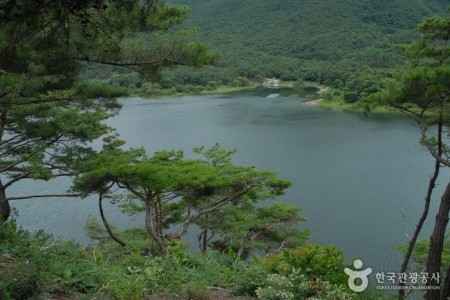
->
[399,119,443,300]
[145,203,166,255]
[157,195,163,238]
[237,230,266,260]
[198,229,207,253]
[398,158,440,299]
[0,112,10,222]
[0,180,10,221]
[200,214,210,253]
[425,181,450,300]
[442,264,450,300]
[202,229,207,252]
[98,192,126,248]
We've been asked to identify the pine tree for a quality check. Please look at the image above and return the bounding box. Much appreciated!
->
[374,10,450,300]
[0,0,216,221]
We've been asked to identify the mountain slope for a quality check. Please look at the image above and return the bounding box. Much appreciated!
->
[167,0,448,86]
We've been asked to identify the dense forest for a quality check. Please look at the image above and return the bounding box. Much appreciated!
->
[1,0,450,299]
[171,0,448,80]
[168,0,449,102]
[82,0,449,101]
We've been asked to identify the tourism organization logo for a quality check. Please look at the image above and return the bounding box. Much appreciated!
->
[344,259,372,292]
[344,259,441,293]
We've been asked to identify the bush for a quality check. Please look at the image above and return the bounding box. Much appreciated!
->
[231,77,250,87]
[0,222,49,299]
[185,281,210,300]
[0,222,386,299]
[344,92,360,103]
[0,259,41,300]
[255,270,356,300]
[235,244,350,296]
[207,81,219,89]
[75,83,130,98]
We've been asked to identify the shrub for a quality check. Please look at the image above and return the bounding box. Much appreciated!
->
[0,258,41,300]
[185,281,210,300]
[236,244,350,295]
[231,77,250,87]
[75,83,130,98]
[344,91,359,103]
[255,269,356,300]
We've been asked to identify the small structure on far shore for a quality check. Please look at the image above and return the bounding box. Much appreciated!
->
[264,77,280,88]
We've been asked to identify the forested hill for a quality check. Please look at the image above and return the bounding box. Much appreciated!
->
[167,0,448,86]
[80,0,449,98]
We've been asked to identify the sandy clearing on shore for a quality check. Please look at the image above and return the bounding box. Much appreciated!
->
[302,99,321,106]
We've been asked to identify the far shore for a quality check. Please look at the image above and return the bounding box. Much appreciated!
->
[126,83,405,115]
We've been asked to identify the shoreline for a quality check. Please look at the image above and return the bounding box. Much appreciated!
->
[304,98,406,115]
[128,81,323,101]
[127,84,261,100]
[128,84,404,116]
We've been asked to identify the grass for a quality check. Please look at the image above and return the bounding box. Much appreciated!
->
[200,85,258,95]
[313,98,418,115]
[314,99,360,111]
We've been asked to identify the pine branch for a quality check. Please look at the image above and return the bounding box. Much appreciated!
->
[7,193,82,201]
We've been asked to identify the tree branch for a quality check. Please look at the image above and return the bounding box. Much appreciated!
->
[171,184,259,239]
[3,172,32,189]
[0,97,74,105]
[98,184,126,247]
[237,227,269,259]
[419,122,450,167]
[75,55,190,68]
[7,193,82,201]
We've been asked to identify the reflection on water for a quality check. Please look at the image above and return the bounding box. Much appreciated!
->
[11,94,449,277]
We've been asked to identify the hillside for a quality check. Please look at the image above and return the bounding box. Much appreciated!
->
[165,0,448,87]
[80,1,449,99]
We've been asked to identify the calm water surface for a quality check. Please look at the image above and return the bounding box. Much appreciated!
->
[11,94,449,276]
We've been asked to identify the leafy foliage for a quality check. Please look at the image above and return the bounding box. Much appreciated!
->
[237,244,350,291]
[205,201,309,259]
[255,270,356,300]
[155,0,449,93]
[0,221,383,299]
[73,144,305,256]
[0,0,217,221]
[396,232,450,273]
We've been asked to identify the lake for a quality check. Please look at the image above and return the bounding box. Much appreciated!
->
[10,93,449,277]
